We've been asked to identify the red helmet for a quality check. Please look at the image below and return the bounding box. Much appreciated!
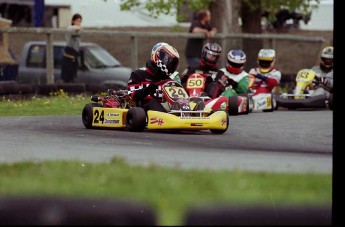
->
[226,49,246,74]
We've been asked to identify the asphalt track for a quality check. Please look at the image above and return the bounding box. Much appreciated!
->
[0,109,332,173]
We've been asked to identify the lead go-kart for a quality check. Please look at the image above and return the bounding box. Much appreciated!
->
[82,80,229,134]
[275,69,333,110]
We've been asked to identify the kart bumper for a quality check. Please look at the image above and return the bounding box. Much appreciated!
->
[146,110,228,131]
[275,94,327,109]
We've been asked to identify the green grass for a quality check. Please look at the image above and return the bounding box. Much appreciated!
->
[0,159,332,225]
[0,93,333,225]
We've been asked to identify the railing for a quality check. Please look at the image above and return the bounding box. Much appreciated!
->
[0,27,325,84]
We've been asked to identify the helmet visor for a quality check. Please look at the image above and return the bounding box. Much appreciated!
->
[321,57,333,67]
[259,60,272,68]
[204,50,220,63]
[159,50,179,74]
[228,60,244,69]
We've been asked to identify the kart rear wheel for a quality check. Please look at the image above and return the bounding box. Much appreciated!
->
[228,96,239,116]
[82,103,102,129]
[126,107,146,132]
[327,93,333,110]
[210,111,229,134]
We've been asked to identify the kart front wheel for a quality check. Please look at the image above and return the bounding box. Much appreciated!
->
[210,111,229,134]
[126,107,146,132]
[82,103,102,129]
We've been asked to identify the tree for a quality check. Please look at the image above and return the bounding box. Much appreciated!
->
[119,0,320,68]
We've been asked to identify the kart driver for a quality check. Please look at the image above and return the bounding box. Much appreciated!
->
[180,42,224,98]
[248,49,281,95]
[215,49,250,98]
[310,46,333,98]
[127,42,180,113]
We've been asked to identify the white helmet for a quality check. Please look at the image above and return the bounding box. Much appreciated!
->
[151,43,180,76]
[151,42,169,61]
[226,49,246,74]
[258,49,275,73]
[320,46,333,69]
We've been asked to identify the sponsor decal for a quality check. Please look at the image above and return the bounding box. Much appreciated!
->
[222,118,227,125]
[107,113,120,117]
[191,123,203,126]
[150,117,164,126]
[181,117,210,119]
[220,101,227,110]
[104,119,120,124]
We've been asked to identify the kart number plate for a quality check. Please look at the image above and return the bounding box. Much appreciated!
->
[163,86,188,99]
[187,77,205,89]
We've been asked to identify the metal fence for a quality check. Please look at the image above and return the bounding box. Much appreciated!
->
[1,27,325,84]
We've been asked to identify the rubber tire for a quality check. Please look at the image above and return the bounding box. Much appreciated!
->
[126,107,146,132]
[228,96,239,116]
[328,93,333,110]
[82,103,102,129]
[210,111,229,134]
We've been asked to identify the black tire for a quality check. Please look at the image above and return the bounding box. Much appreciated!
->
[82,103,102,129]
[126,107,146,132]
[327,93,333,110]
[228,96,239,116]
[210,111,229,134]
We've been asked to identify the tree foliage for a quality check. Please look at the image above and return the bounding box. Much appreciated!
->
[120,0,320,23]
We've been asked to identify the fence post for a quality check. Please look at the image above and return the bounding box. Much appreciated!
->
[130,35,138,70]
[46,31,54,84]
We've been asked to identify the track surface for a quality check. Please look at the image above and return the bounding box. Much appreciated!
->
[0,110,332,173]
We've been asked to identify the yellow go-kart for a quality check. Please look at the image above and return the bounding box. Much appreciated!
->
[275,69,331,110]
[82,80,229,133]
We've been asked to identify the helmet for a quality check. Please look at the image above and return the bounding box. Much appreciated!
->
[258,49,275,73]
[201,43,222,66]
[151,42,169,61]
[320,46,333,69]
[151,43,179,76]
[226,49,246,74]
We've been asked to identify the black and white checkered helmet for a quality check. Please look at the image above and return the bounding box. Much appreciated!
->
[151,43,179,76]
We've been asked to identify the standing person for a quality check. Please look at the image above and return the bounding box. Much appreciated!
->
[184,8,217,68]
[61,13,82,83]
[310,46,333,98]
[127,42,180,113]
[180,42,223,98]
[248,49,281,95]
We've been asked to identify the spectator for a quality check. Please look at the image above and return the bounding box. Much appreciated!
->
[60,13,82,83]
[248,49,281,95]
[184,8,217,68]
[310,46,333,98]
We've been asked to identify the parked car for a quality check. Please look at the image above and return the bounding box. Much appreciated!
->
[17,41,132,89]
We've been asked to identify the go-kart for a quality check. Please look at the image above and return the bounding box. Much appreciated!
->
[185,73,249,116]
[82,80,229,134]
[275,69,332,110]
[247,74,277,112]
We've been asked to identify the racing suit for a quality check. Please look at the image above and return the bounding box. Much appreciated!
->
[180,61,223,98]
[127,60,173,113]
[310,65,333,99]
[248,67,281,95]
[216,68,250,98]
